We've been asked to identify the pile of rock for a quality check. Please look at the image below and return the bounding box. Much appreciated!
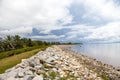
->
[0,46,110,80]
[64,47,120,80]
[0,46,102,80]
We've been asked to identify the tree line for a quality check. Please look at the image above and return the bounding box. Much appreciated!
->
[0,35,61,52]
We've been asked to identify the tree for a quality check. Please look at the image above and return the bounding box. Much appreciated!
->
[13,35,23,49]
[26,38,33,47]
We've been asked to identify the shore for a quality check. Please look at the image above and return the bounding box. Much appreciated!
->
[0,45,120,80]
[59,45,120,80]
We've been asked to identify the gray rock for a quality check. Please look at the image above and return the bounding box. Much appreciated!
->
[24,75,35,80]
[6,77,16,80]
[0,77,3,80]
[25,70,33,75]
[18,72,24,78]
[74,72,79,77]
[45,57,55,63]
[32,75,43,80]
[34,65,42,70]
[43,63,54,68]
[5,68,14,73]
[28,61,35,67]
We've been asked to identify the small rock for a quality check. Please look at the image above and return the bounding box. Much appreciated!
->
[74,72,79,77]
[35,65,42,70]
[46,57,55,63]
[32,75,43,80]
[25,70,33,75]
[6,77,16,80]
[60,71,67,77]
[36,70,44,75]
[5,68,13,73]
[29,61,35,67]
[24,75,34,80]
[43,63,53,68]
[77,78,81,80]
[40,59,45,64]
[52,68,58,72]
[18,72,24,78]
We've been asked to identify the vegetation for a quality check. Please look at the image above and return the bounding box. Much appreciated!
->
[0,46,43,59]
[0,35,54,73]
[0,35,52,52]
[0,35,61,59]
[0,47,47,74]
[0,35,82,74]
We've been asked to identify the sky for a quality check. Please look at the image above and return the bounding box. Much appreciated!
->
[0,0,120,43]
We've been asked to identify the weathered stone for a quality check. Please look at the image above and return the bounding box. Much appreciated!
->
[59,71,67,77]
[25,70,33,75]
[32,75,43,80]
[34,65,42,70]
[18,72,24,78]
[45,57,56,63]
[52,68,58,72]
[6,77,16,80]
[74,72,79,77]
[43,63,54,68]
[28,61,35,67]
[24,75,34,80]
[40,59,45,64]
[5,68,13,73]
[36,70,45,75]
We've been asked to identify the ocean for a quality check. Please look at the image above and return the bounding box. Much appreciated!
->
[71,43,120,67]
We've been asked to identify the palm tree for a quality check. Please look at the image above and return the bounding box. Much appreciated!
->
[5,35,15,50]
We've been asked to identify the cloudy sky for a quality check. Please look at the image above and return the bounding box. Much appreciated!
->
[0,0,120,43]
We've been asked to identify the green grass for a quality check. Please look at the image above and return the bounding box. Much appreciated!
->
[0,46,46,59]
[49,71,57,79]
[100,74,109,80]
[0,45,49,74]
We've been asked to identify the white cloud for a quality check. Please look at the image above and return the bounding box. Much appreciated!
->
[30,35,65,41]
[75,0,120,21]
[64,21,120,42]
[0,0,73,29]
[85,21,120,42]
[0,0,120,43]
[0,26,32,37]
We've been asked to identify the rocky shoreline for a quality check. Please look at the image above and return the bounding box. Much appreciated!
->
[0,45,120,80]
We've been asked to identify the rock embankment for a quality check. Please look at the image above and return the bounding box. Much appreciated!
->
[0,46,120,80]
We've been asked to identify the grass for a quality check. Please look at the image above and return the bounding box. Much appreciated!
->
[100,74,109,80]
[0,46,43,59]
[49,71,57,79]
[0,46,49,74]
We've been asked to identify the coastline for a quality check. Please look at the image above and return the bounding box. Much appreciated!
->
[0,45,120,80]
[58,45,120,80]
